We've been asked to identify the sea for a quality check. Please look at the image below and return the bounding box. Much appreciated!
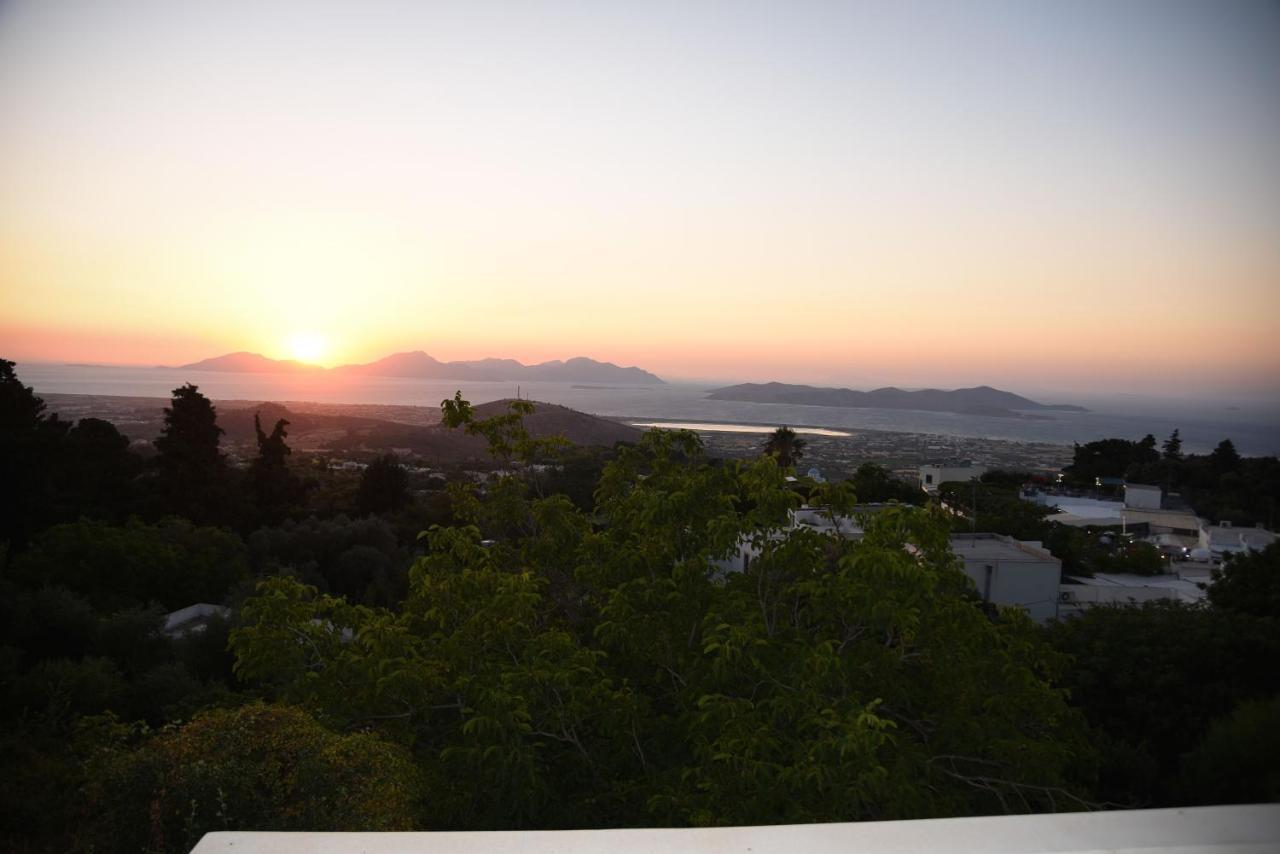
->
[17,363,1280,456]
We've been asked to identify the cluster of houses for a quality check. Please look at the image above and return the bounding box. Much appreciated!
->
[919,463,1274,622]
[709,464,1275,626]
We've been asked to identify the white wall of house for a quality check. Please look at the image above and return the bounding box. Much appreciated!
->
[1123,484,1162,510]
[920,464,986,494]
[951,535,1061,622]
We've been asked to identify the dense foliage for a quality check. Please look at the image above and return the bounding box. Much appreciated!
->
[1043,600,1280,807]
[9,518,247,611]
[84,704,419,852]
[1205,542,1280,619]
[761,426,806,469]
[232,426,1097,828]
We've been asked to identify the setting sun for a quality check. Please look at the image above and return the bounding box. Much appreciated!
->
[287,332,328,365]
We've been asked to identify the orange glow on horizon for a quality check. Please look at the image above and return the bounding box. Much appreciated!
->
[285,332,329,366]
[1,2,1278,398]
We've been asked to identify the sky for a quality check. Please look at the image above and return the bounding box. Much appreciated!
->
[1,0,1278,396]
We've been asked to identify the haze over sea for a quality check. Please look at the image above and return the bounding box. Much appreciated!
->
[20,363,1280,457]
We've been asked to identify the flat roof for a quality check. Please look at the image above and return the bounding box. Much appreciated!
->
[950,535,1053,562]
[1122,509,1204,529]
[1042,496,1124,520]
[1208,526,1276,546]
[1065,573,1207,603]
[1078,573,1200,590]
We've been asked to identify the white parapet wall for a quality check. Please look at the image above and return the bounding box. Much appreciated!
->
[191,804,1280,854]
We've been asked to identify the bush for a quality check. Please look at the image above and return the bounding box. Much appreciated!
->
[1180,695,1280,805]
[10,518,247,611]
[87,704,420,853]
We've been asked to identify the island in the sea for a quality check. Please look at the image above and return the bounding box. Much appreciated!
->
[178,351,666,385]
[706,382,1087,418]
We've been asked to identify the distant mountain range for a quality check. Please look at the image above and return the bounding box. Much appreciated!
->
[176,352,326,374]
[178,351,665,385]
[706,382,1087,417]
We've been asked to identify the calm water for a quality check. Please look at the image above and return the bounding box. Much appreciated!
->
[18,363,1280,455]
[632,422,853,437]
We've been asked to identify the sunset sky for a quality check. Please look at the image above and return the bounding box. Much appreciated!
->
[1,1,1278,396]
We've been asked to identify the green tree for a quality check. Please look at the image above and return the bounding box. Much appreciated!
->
[153,384,227,524]
[0,358,70,550]
[761,426,806,469]
[1043,600,1280,807]
[441,392,570,468]
[1162,429,1183,462]
[1063,437,1150,487]
[248,514,410,605]
[938,479,1054,543]
[849,462,922,504]
[84,704,419,853]
[1208,439,1241,475]
[9,517,247,611]
[1206,542,1280,619]
[231,395,1097,829]
[356,454,410,516]
[61,417,141,522]
[1178,696,1280,806]
[250,412,302,524]
[1090,540,1165,576]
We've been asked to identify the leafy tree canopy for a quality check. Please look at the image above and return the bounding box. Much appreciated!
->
[249,413,304,525]
[1206,542,1280,619]
[1063,437,1157,486]
[1043,600,1280,807]
[153,384,228,524]
[1178,695,1280,806]
[1208,439,1241,475]
[83,704,419,853]
[761,426,806,469]
[848,462,922,504]
[0,358,70,548]
[9,517,247,611]
[356,454,411,517]
[231,399,1096,829]
[248,514,409,606]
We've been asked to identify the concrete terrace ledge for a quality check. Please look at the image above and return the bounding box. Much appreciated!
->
[191,804,1280,854]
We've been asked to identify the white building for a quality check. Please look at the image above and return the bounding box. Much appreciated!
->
[1123,483,1162,510]
[919,462,986,494]
[1058,572,1207,617]
[1034,491,1208,552]
[1034,493,1125,527]
[163,603,231,638]
[1207,523,1277,559]
[949,534,1062,623]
